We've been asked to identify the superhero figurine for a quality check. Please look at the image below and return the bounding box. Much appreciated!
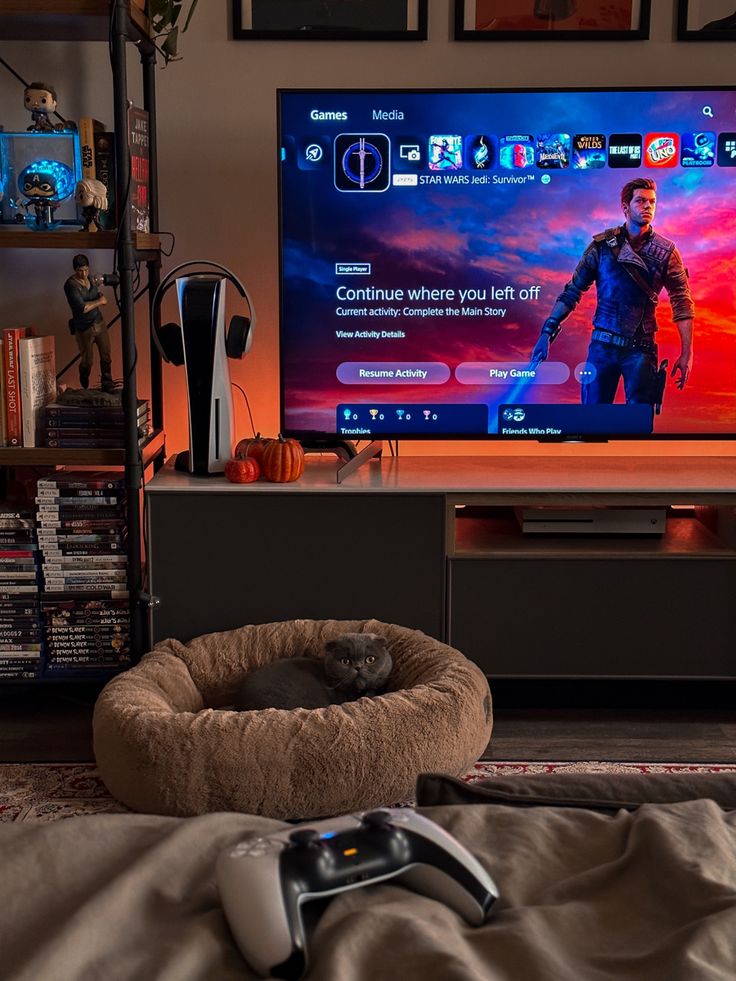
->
[17,159,75,230]
[74,179,109,232]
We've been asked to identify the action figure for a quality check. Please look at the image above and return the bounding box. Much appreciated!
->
[529,177,694,407]
[24,82,66,132]
[17,159,75,230]
[63,253,116,393]
[74,178,108,232]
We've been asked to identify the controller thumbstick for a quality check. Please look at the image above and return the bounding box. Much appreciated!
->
[362,809,393,830]
[288,828,322,847]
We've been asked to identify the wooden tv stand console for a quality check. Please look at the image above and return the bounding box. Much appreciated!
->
[146,456,736,679]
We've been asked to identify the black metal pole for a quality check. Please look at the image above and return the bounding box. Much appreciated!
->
[112,0,144,659]
[142,46,163,443]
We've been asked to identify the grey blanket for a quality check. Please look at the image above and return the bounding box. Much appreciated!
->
[2,802,735,980]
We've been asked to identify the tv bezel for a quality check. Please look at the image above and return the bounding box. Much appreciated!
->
[277,85,735,443]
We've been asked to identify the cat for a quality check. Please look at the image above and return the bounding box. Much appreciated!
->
[233,633,393,711]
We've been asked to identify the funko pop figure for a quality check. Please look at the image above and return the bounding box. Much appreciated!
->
[24,82,63,132]
[18,159,75,229]
[75,178,109,232]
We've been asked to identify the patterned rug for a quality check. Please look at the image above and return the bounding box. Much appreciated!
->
[2,761,736,824]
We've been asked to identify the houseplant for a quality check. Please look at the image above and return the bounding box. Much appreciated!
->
[147,0,199,64]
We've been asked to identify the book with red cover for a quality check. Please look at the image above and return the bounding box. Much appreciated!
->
[127,106,150,233]
[3,328,27,447]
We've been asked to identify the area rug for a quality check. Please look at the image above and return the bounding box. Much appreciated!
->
[2,761,736,823]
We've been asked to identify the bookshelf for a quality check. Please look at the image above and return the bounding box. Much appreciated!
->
[0,0,165,675]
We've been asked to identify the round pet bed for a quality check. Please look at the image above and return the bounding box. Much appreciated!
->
[93,618,492,820]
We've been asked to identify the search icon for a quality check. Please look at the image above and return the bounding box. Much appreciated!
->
[703,105,714,118]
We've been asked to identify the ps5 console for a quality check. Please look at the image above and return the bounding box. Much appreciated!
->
[217,808,499,979]
[151,260,255,476]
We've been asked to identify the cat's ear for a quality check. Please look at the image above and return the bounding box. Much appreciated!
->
[367,633,388,650]
[324,638,342,655]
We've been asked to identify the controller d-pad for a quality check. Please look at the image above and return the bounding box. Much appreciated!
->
[288,828,322,848]
[361,809,393,830]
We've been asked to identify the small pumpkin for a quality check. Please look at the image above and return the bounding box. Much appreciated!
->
[224,457,261,484]
[261,435,305,483]
[234,432,272,467]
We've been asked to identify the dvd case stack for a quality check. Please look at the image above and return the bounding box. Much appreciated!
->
[35,472,132,675]
[41,399,150,449]
[0,508,42,680]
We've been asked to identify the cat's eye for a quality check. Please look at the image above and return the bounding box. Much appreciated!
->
[341,657,350,665]
[366,655,376,663]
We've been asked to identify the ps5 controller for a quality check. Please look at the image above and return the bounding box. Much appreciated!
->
[217,808,499,979]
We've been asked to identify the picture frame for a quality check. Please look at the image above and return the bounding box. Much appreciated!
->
[677,1,736,40]
[454,1,651,41]
[232,1,428,41]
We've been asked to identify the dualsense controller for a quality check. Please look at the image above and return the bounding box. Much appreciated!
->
[217,808,499,979]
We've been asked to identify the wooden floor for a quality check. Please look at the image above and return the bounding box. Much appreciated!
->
[2,680,736,764]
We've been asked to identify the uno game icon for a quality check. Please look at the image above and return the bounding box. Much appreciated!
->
[572,134,606,169]
[500,135,535,169]
[645,133,679,168]
[535,134,571,169]
[428,135,463,170]
[334,134,391,191]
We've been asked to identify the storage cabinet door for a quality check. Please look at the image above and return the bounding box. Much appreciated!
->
[148,493,445,644]
[449,558,736,678]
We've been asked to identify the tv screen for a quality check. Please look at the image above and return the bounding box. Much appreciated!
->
[278,88,736,441]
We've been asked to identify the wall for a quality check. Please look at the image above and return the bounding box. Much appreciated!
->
[1,0,734,460]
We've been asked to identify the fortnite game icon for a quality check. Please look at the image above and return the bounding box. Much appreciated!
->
[428,136,463,170]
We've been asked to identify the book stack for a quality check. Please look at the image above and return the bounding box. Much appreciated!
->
[0,508,42,680]
[35,472,131,675]
[41,597,131,676]
[41,399,150,449]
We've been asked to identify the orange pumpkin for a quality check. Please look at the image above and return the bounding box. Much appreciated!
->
[262,435,305,483]
[224,457,261,483]
[234,433,272,467]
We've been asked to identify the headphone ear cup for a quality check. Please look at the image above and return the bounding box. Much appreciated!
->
[226,315,252,359]
[156,322,185,366]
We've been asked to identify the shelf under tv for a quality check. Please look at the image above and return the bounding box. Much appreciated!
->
[0,429,165,467]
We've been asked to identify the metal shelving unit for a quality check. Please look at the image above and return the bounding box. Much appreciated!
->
[0,0,165,661]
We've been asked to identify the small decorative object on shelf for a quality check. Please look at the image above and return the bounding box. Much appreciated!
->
[0,131,82,228]
[17,158,75,230]
[234,432,272,467]
[23,82,69,134]
[63,253,117,392]
[74,178,108,232]
[224,457,261,483]
[261,435,305,483]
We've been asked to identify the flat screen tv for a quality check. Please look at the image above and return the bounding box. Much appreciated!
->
[278,87,736,442]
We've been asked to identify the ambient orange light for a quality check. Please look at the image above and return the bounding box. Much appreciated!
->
[343,847,358,856]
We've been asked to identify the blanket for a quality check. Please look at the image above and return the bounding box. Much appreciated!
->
[1,802,735,980]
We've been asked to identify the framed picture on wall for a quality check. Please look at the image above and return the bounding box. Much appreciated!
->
[454,1,651,40]
[232,1,428,40]
[678,1,736,39]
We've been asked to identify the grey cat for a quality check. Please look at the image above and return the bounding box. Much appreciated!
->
[234,633,392,711]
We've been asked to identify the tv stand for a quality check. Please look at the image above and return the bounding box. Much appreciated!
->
[301,438,358,462]
[146,456,736,680]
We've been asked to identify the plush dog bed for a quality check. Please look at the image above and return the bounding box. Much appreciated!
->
[93,618,492,820]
